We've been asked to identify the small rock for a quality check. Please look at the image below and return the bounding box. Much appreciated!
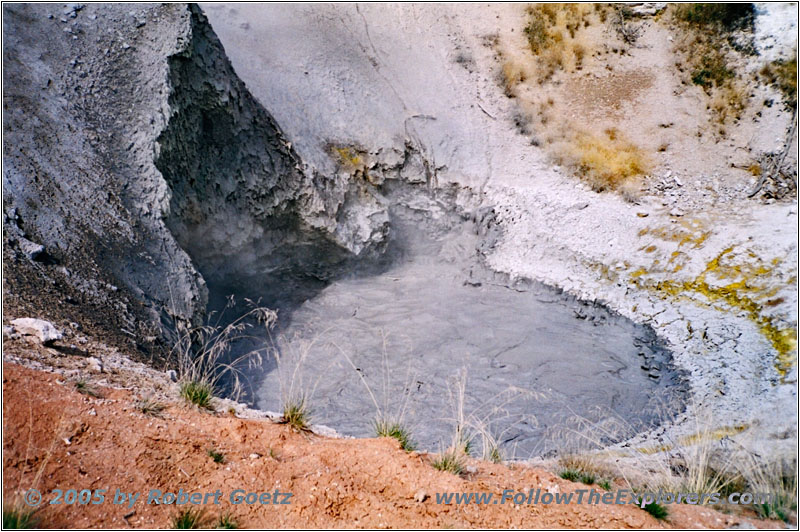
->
[18,236,45,261]
[166,369,178,382]
[3,325,15,338]
[87,357,104,373]
[414,490,427,503]
[636,212,649,217]
[669,208,685,217]
[249,453,261,460]
[465,465,477,474]
[88,408,97,416]
[121,43,131,50]
[11,318,63,344]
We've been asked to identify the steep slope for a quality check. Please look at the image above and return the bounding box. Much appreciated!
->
[3,4,388,352]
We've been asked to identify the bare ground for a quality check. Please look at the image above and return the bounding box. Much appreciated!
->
[2,337,783,529]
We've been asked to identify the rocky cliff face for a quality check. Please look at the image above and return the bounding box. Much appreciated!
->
[3,3,388,349]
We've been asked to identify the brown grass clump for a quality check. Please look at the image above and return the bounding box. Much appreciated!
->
[500,60,527,96]
[523,4,595,81]
[555,128,649,192]
[710,82,747,124]
[760,54,798,109]
[668,5,752,124]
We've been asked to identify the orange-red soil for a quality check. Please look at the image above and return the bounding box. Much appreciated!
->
[2,360,784,529]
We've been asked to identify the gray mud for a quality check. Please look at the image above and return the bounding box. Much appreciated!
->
[253,201,687,458]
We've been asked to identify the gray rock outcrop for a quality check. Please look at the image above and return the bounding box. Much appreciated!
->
[10,318,63,344]
[2,3,388,345]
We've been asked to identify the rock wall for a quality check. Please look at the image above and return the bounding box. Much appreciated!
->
[2,3,388,348]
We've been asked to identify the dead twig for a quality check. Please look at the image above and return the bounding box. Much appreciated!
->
[749,108,798,199]
[614,6,646,46]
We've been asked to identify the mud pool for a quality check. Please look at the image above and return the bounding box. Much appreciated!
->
[249,207,687,458]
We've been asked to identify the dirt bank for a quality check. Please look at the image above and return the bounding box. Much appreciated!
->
[1,352,782,528]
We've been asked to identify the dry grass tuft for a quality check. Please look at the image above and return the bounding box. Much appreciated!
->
[549,403,797,523]
[500,60,527,96]
[523,4,596,82]
[555,128,649,192]
[171,299,276,411]
[760,55,798,109]
[669,4,752,124]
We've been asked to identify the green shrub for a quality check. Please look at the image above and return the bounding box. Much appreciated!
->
[215,513,238,529]
[207,448,225,464]
[172,508,208,529]
[488,446,503,464]
[761,56,797,108]
[560,469,596,485]
[691,54,733,88]
[432,451,465,475]
[642,502,669,520]
[676,3,755,30]
[75,379,101,398]
[180,380,214,410]
[374,420,415,451]
[136,398,166,417]
[281,397,310,431]
[560,469,580,482]
[3,507,38,529]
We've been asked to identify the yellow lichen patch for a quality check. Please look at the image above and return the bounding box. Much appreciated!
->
[329,144,377,183]
[639,223,710,250]
[668,250,683,264]
[634,425,749,454]
[634,444,673,455]
[679,424,748,446]
[332,146,363,168]
[644,245,657,253]
[642,247,797,377]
